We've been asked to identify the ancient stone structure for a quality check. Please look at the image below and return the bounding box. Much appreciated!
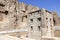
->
[26,9,54,40]
[0,0,60,40]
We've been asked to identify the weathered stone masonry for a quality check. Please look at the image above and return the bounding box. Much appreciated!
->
[0,0,60,40]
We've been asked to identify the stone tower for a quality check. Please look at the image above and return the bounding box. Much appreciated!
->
[26,8,54,40]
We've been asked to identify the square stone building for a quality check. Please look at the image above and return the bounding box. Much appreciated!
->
[25,9,54,40]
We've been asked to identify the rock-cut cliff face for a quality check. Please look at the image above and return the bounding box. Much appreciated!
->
[0,0,40,31]
[0,0,40,38]
[0,0,17,31]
